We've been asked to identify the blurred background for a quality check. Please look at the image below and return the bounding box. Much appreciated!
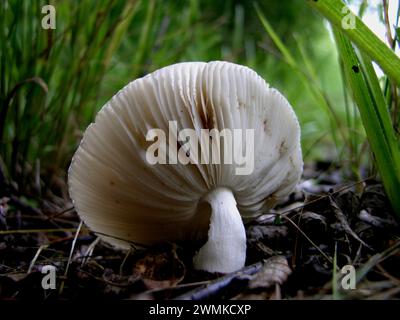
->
[0,0,398,201]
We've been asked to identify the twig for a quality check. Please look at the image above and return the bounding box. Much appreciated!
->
[46,206,75,220]
[144,280,213,295]
[283,215,334,266]
[173,262,262,300]
[0,227,85,235]
[382,0,394,47]
[253,176,373,223]
[76,268,140,288]
[375,264,400,285]
[329,196,372,250]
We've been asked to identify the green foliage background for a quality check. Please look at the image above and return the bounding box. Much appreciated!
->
[1,0,399,212]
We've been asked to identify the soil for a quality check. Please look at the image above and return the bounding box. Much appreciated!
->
[1,162,399,300]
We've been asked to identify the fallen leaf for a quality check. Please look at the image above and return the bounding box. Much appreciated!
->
[247,225,288,242]
[134,243,185,289]
[248,256,292,289]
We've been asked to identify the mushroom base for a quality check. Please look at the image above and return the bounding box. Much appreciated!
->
[192,187,246,273]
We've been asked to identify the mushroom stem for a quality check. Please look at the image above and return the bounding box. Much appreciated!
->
[193,187,246,273]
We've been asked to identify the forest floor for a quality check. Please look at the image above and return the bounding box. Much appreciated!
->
[1,162,400,300]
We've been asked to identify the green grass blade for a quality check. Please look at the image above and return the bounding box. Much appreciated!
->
[131,0,156,77]
[308,0,400,87]
[255,3,346,155]
[333,29,400,216]
[332,242,340,300]
[254,3,295,67]
[103,1,141,68]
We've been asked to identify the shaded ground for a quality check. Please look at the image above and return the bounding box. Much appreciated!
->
[1,162,399,300]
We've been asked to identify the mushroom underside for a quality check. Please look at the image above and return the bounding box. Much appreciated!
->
[68,61,303,274]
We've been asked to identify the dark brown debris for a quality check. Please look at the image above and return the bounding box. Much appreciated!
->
[1,163,400,300]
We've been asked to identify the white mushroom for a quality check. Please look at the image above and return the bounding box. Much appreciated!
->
[68,61,303,274]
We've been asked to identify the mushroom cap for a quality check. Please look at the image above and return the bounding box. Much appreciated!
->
[68,61,303,248]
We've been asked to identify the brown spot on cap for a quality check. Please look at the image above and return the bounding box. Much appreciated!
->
[279,139,288,157]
